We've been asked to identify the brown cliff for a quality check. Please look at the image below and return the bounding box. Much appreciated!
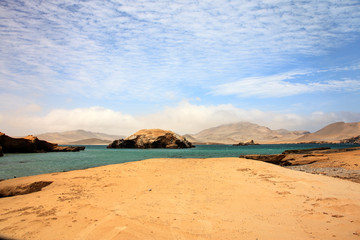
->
[0,132,85,155]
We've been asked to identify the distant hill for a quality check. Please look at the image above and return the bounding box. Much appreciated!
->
[68,138,114,145]
[296,122,360,142]
[188,122,309,144]
[182,134,199,143]
[37,130,125,145]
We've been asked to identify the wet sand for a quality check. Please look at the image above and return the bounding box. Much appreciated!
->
[0,157,359,240]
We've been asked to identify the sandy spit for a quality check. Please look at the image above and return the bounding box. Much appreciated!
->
[0,157,359,240]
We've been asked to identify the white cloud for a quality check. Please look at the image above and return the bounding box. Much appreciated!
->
[1,102,359,136]
[212,72,360,98]
[32,107,137,135]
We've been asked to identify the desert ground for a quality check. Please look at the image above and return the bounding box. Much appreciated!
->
[1,154,360,240]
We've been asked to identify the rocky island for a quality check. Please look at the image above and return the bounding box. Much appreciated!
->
[233,139,259,146]
[0,132,85,156]
[107,129,194,149]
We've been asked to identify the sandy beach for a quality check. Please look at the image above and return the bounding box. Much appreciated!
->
[1,156,360,240]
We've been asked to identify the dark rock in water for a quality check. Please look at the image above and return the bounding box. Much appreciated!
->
[52,146,86,152]
[233,140,259,146]
[0,146,3,157]
[239,148,328,166]
[107,129,194,149]
[340,135,360,144]
[282,147,331,154]
[296,141,335,144]
[0,132,85,154]
[107,139,136,148]
[1,133,38,153]
[239,154,289,166]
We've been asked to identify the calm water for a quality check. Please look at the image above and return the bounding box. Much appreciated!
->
[0,144,358,179]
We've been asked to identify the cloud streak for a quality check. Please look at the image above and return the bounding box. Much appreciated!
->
[212,71,360,98]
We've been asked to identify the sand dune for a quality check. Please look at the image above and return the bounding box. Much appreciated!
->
[1,156,359,240]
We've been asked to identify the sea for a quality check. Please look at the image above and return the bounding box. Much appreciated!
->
[1,143,359,180]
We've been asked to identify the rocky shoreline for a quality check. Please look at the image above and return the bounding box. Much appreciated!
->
[240,147,360,183]
[286,164,360,183]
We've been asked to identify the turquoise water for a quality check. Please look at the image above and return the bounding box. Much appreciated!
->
[0,144,359,179]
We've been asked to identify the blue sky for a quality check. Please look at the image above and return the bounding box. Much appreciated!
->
[1,0,360,136]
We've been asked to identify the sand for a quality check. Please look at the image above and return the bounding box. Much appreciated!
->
[1,157,360,240]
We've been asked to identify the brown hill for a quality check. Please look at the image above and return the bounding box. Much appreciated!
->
[68,138,113,145]
[37,130,125,145]
[296,122,360,142]
[189,122,309,144]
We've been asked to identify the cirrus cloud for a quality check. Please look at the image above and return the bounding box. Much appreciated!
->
[1,0,360,100]
[212,71,360,98]
[1,0,360,134]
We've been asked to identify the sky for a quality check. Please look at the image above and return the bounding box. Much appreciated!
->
[1,0,360,136]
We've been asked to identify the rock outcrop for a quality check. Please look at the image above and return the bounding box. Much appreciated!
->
[0,181,53,198]
[233,140,259,146]
[282,147,331,154]
[0,132,85,155]
[239,154,287,165]
[340,135,360,144]
[240,147,360,166]
[107,129,194,149]
[0,146,3,157]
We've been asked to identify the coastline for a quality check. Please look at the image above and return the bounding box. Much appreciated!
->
[1,154,360,239]
[241,147,360,183]
[4,143,358,180]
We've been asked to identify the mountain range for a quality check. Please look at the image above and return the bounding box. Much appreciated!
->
[185,122,310,144]
[186,121,360,144]
[295,122,360,142]
[37,130,125,145]
[33,121,360,145]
